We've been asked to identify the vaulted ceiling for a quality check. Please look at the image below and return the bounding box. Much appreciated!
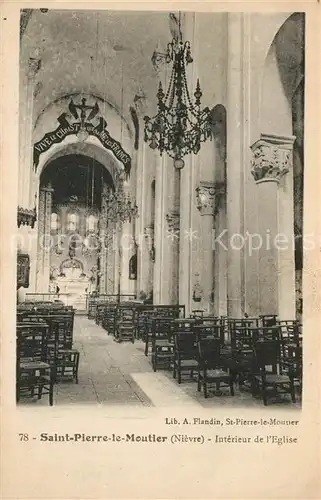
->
[20,9,173,125]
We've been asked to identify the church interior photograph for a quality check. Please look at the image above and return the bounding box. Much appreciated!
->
[16,9,304,408]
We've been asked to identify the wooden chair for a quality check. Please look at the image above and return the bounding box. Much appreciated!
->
[102,304,117,335]
[173,330,198,384]
[16,323,54,405]
[197,337,234,398]
[252,340,296,405]
[46,315,80,384]
[115,306,136,343]
[150,317,175,372]
[279,323,302,393]
[143,306,185,355]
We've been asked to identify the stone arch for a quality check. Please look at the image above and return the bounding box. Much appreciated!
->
[39,143,120,189]
[31,93,134,201]
[34,92,133,149]
[260,13,305,136]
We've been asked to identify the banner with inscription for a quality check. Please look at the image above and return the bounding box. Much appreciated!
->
[33,99,131,177]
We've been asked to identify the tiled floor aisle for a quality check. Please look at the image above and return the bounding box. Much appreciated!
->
[26,316,301,409]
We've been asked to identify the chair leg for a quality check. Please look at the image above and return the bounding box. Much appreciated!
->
[178,366,181,384]
[197,370,201,392]
[203,381,208,398]
[290,380,296,403]
[262,384,268,406]
[144,339,149,356]
[49,383,54,406]
[230,380,234,396]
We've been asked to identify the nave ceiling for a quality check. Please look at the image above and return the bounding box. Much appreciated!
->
[20,9,174,127]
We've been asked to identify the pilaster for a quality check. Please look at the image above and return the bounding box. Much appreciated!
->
[19,57,41,209]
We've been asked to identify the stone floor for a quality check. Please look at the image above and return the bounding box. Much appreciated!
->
[20,316,302,409]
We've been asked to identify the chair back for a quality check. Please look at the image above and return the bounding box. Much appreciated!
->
[175,332,197,356]
[198,337,221,369]
[16,323,49,363]
[254,340,280,371]
[194,323,223,343]
[260,315,278,327]
[151,317,174,342]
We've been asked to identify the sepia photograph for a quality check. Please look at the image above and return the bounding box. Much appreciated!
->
[15,8,305,410]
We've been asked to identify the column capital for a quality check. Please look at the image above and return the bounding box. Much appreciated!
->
[195,181,225,216]
[250,133,296,184]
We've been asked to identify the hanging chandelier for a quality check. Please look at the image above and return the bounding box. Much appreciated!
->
[105,184,138,224]
[144,14,212,169]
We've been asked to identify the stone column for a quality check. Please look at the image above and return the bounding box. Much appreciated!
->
[179,157,194,314]
[195,182,225,313]
[119,219,136,296]
[18,58,41,294]
[106,223,115,294]
[213,184,228,316]
[19,57,41,209]
[165,210,180,304]
[251,133,296,319]
[226,13,245,317]
[35,188,45,291]
[36,183,53,292]
[99,183,109,294]
[42,183,54,293]
[135,134,153,299]
[118,179,136,297]
[143,224,155,297]
[113,222,121,297]
[153,155,166,303]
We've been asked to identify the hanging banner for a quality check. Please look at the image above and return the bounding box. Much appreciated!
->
[33,99,131,177]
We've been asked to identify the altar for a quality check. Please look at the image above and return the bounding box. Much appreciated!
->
[56,277,90,309]
[55,259,92,310]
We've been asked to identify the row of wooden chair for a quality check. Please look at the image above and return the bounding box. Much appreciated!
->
[16,306,80,406]
[96,302,186,343]
[145,316,302,405]
[87,295,136,320]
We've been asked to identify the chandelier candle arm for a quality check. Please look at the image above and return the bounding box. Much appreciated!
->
[105,181,138,224]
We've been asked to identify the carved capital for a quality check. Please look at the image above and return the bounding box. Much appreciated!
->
[166,212,180,232]
[195,181,225,216]
[17,206,37,229]
[250,134,295,184]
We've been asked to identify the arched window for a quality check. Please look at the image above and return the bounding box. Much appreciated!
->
[51,212,59,231]
[86,214,97,233]
[129,254,137,280]
[67,213,78,231]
